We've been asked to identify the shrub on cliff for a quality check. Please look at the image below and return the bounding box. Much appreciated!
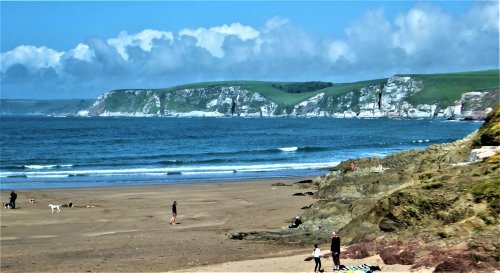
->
[474,105,500,146]
[471,178,500,219]
[471,178,500,202]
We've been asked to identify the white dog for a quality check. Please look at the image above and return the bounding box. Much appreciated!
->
[48,204,61,213]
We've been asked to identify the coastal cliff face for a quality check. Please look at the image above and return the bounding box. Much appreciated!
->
[294,76,428,118]
[84,86,278,117]
[79,74,499,119]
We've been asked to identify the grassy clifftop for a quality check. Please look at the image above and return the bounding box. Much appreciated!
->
[153,80,337,107]
[132,78,391,107]
[404,70,500,107]
[115,69,499,108]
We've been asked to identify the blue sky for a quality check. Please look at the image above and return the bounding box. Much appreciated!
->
[1,1,498,99]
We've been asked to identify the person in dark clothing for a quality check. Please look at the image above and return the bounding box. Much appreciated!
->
[9,191,17,209]
[169,201,177,225]
[288,216,302,228]
[330,231,341,270]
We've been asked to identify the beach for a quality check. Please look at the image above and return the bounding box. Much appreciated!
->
[0,178,422,273]
[1,178,321,272]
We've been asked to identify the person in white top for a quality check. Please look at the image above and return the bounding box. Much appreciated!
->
[312,244,322,273]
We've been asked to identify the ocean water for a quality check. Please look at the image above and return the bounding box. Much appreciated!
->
[0,116,481,189]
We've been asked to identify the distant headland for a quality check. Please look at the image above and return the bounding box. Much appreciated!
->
[2,69,498,120]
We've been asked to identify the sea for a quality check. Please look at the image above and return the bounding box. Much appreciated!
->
[0,116,482,190]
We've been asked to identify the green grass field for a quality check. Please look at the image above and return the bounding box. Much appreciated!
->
[401,70,499,107]
[111,69,499,108]
[152,79,391,107]
[154,80,325,107]
[4,70,497,115]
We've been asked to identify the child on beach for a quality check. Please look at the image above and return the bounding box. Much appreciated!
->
[313,244,322,273]
[169,201,177,225]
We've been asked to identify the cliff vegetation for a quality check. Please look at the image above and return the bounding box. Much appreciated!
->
[82,70,499,119]
[231,106,500,272]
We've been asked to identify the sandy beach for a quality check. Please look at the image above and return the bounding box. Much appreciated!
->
[1,179,313,272]
[0,179,419,273]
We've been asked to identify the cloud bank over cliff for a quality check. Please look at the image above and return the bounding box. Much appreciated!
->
[1,2,498,99]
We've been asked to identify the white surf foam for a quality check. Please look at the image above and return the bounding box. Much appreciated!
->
[278,147,298,152]
[0,161,339,178]
[24,165,58,170]
[24,164,73,170]
[26,174,69,178]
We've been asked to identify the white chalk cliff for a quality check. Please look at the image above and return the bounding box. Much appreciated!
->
[80,76,498,119]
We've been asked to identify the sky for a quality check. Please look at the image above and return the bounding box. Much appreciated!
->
[1,1,499,99]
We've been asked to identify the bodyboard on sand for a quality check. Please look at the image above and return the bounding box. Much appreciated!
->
[304,251,332,261]
[340,264,381,272]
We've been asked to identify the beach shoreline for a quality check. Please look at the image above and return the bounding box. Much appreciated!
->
[1,177,320,272]
[0,176,428,272]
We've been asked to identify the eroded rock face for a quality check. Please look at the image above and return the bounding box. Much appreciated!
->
[410,237,500,273]
[86,87,280,117]
[82,78,497,119]
[344,244,371,259]
[433,259,466,273]
[460,89,499,120]
[379,247,402,265]
[227,108,500,272]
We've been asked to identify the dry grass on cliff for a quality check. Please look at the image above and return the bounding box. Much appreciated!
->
[297,107,500,272]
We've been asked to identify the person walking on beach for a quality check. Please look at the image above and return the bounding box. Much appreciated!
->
[313,244,322,273]
[9,190,17,209]
[169,201,177,225]
[330,231,341,271]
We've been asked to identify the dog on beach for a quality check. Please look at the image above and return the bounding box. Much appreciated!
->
[48,204,61,213]
[3,203,11,209]
[29,198,36,203]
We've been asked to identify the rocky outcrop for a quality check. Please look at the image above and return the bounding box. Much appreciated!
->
[229,107,500,272]
[442,89,498,120]
[82,86,279,117]
[79,75,498,119]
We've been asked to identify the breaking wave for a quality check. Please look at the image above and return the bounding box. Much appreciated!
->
[278,147,298,152]
[0,161,339,179]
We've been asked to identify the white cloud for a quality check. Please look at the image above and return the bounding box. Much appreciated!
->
[469,1,499,32]
[1,45,63,72]
[179,28,226,58]
[392,5,453,55]
[1,2,498,99]
[263,16,289,32]
[210,23,260,41]
[179,22,259,58]
[328,40,355,63]
[69,43,95,62]
[107,29,173,60]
